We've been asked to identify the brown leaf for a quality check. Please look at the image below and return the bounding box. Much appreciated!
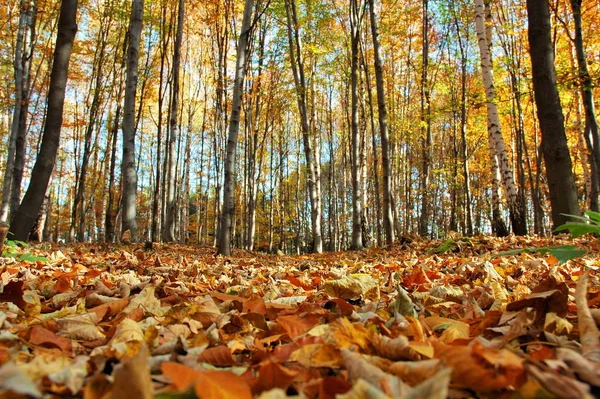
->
[433,340,525,391]
[341,349,411,397]
[575,272,600,362]
[0,281,26,309]
[197,345,236,367]
[28,325,72,353]
[276,314,320,339]
[108,346,153,399]
[370,333,414,361]
[525,363,594,399]
[253,361,299,394]
[386,358,442,386]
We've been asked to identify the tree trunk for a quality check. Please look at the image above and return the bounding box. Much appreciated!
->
[164,0,184,242]
[218,0,254,256]
[284,0,323,253]
[526,0,580,228]
[368,0,394,245]
[121,0,143,242]
[350,0,363,250]
[418,0,432,237]
[475,0,527,235]
[9,0,78,241]
[570,0,600,212]
[1,0,36,224]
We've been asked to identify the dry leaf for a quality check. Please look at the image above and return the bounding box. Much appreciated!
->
[323,274,379,300]
[341,349,411,397]
[575,272,600,362]
[57,313,106,341]
[108,346,153,399]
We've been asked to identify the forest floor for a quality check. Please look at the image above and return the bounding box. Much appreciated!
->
[0,235,599,398]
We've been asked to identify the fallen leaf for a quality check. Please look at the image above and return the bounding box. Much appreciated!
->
[108,346,153,399]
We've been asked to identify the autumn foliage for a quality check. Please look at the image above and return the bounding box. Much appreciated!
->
[1,235,600,398]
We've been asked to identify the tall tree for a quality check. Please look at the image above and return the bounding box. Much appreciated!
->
[474,0,527,235]
[570,0,600,212]
[0,0,37,224]
[367,0,394,245]
[164,0,185,242]
[349,0,364,250]
[218,0,255,255]
[526,0,580,227]
[418,0,432,237]
[9,0,78,240]
[121,0,144,242]
[284,0,323,253]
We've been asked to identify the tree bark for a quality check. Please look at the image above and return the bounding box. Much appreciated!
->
[164,0,184,242]
[284,0,323,253]
[121,0,143,242]
[350,0,363,250]
[526,0,580,228]
[1,0,36,224]
[367,0,394,245]
[218,0,254,255]
[475,0,527,235]
[9,0,78,241]
[570,0,600,212]
[418,0,432,237]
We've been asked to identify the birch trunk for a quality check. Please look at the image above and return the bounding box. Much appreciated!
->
[164,0,184,242]
[121,0,143,241]
[475,0,527,235]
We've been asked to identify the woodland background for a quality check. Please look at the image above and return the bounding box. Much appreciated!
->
[0,0,599,254]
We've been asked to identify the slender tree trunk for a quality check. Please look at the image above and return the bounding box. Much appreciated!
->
[367,0,394,245]
[475,0,527,235]
[349,0,363,250]
[526,0,580,228]
[121,0,143,241]
[9,0,78,241]
[1,0,36,223]
[218,0,254,256]
[570,0,600,212]
[284,0,323,253]
[164,0,184,242]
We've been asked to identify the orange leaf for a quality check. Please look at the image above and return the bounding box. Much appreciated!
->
[433,340,525,391]
[162,362,203,391]
[193,371,252,399]
[253,361,299,393]
[29,325,72,353]
[276,314,320,339]
[198,346,236,367]
[242,294,267,315]
[53,276,72,293]
[162,363,252,399]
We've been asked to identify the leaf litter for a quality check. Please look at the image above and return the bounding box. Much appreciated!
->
[0,235,599,398]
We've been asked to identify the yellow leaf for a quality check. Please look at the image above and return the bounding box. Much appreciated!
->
[289,343,343,368]
[323,274,379,300]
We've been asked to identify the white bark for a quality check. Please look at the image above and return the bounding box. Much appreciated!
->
[121,0,144,241]
[475,0,521,222]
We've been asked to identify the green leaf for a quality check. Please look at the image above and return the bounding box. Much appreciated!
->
[554,222,600,237]
[495,245,586,264]
[584,210,600,223]
[547,246,587,264]
[17,253,48,263]
[431,239,456,254]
